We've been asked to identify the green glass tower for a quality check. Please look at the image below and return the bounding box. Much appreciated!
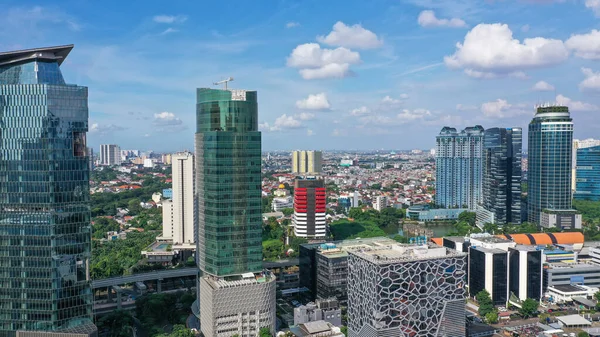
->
[195,88,262,276]
[0,46,95,335]
[527,106,573,224]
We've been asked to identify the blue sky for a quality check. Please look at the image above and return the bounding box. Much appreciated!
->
[2,0,600,151]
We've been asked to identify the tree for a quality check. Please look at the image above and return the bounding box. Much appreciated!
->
[259,327,272,337]
[579,332,590,337]
[340,326,348,336]
[458,211,476,226]
[96,309,134,337]
[482,222,498,234]
[127,198,142,215]
[476,290,494,317]
[348,207,363,220]
[485,311,498,324]
[519,298,539,318]
[281,208,294,217]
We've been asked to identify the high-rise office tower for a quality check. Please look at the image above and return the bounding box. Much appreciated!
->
[435,126,484,209]
[291,150,323,174]
[293,177,326,239]
[573,139,600,191]
[476,127,522,226]
[0,46,96,335]
[162,152,195,244]
[99,144,120,166]
[195,88,275,337]
[347,243,467,337]
[527,106,573,225]
[574,145,600,201]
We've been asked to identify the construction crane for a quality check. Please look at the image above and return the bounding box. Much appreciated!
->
[213,77,234,90]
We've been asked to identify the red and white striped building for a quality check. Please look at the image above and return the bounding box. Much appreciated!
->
[293,177,326,238]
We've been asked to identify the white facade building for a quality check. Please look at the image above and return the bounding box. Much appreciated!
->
[100,144,121,166]
[373,196,388,211]
[161,152,195,244]
[199,272,276,337]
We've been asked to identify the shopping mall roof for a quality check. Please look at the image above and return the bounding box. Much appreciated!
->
[497,232,584,246]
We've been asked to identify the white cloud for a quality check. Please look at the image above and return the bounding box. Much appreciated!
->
[286,22,300,28]
[307,129,314,136]
[397,109,432,121]
[275,114,302,129]
[152,111,186,132]
[2,6,81,32]
[296,112,315,121]
[317,21,383,49]
[258,122,273,132]
[287,43,361,80]
[153,15,187,24]
[565,30,600,60]
[381,96,401,104]
[556,94,598,111]
[586,0,600,16]
[299,64,353,80]
[480,99,529,118]
[160,28,178,35]
[331,129,346,137]
[153,111,182,125]
[89,123,126,135]
[417,10,466,28]
[456,104,477,111]
[532,80,555,91]
[360,108,432,125]
[295,93,331,110]
[481,99,512,118]
[580,67,600,91]
[445,23,568,78]
[260,114,303,132]
[350,106,370,116]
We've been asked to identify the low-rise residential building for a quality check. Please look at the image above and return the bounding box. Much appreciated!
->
[294,299,342,326]
[286,321,345,337]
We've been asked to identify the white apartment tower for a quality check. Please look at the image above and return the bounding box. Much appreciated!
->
[374,195,388,211]
[162,152,195,244]
[100,144,121,166]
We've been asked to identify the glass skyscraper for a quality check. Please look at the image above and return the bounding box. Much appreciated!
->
[477,127,522,225]
[574,145,600,201]
[195,88,276,336]
[0,46,94,335]
[527,106,573,225]
[195,88,262,276]
[435,125,484,209]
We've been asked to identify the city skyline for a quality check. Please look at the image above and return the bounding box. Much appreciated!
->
[3,1,600,151]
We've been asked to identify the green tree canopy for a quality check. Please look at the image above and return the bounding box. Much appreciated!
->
[579,332,590,337]
[519,298,539,318]
[259,327,272,337]
[281,208,294,217]
[476,290,494,317]
[458,211,476,226]
[485,311,498,324]
[96,310,134,337]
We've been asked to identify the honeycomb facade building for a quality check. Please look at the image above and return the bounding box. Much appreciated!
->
[347,243,467,337]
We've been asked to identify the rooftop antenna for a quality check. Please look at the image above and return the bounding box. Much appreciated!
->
[213,77,234,90]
